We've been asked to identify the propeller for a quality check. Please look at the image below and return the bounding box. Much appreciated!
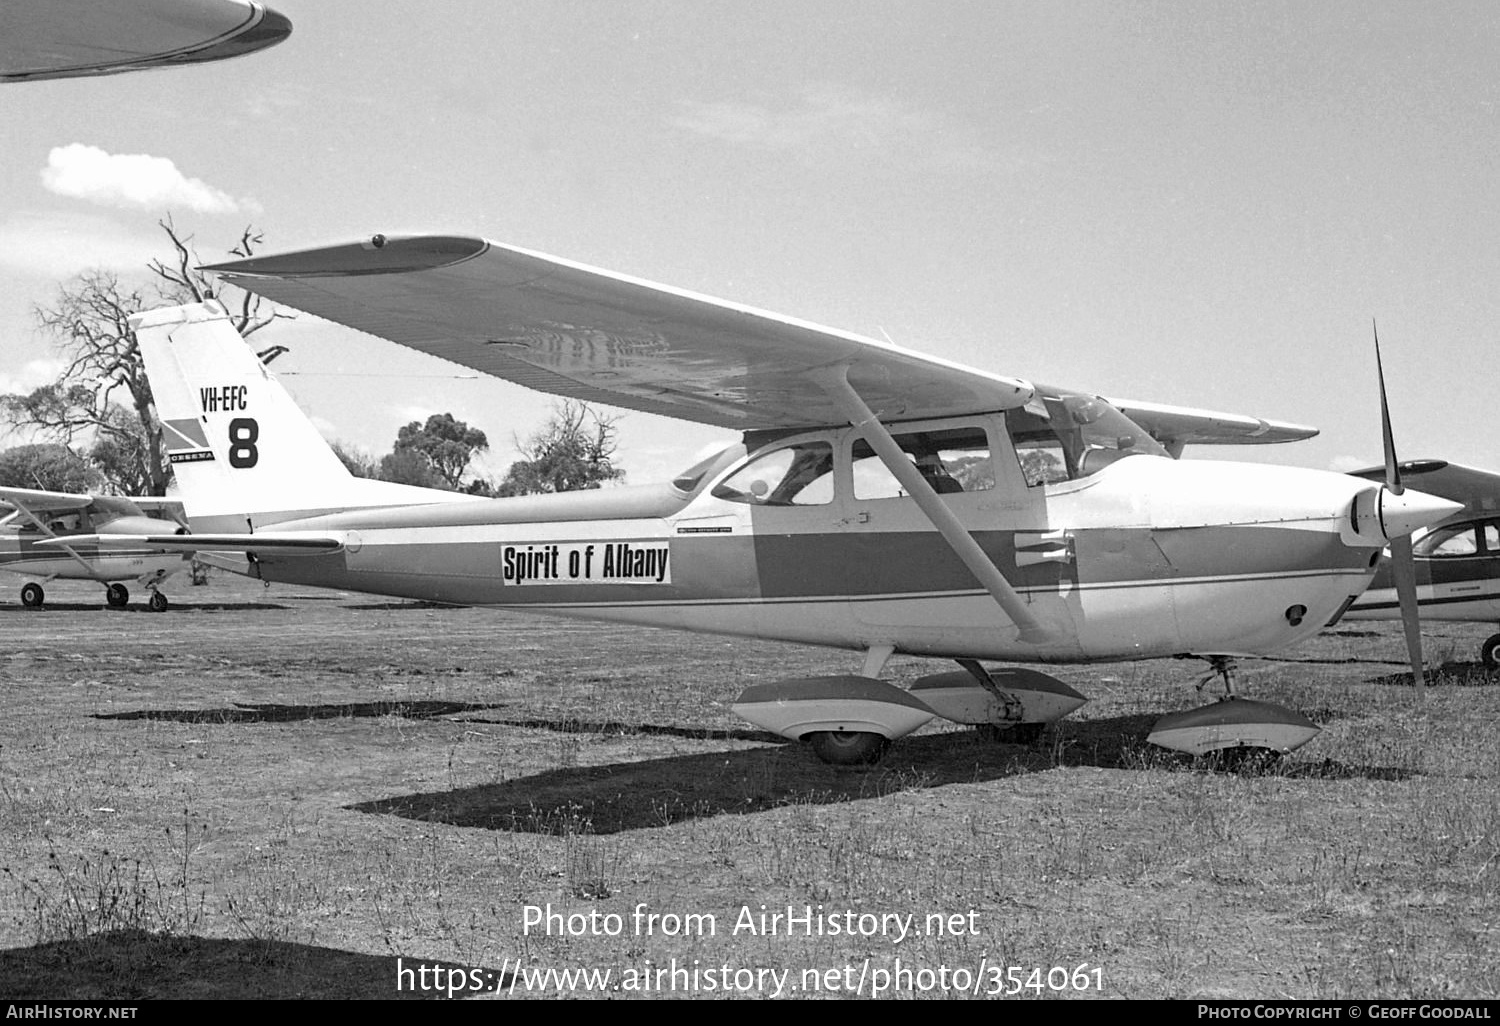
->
[1375,321,1426,702]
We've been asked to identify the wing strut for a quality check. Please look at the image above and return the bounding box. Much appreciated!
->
[812,365,1055,645]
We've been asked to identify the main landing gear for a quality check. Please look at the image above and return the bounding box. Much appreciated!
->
[729,660,1089,767]
[101,583,170,612]
[1146,656,1320,759]
[20,582,44,608]
[1478,632,1500,671]
[808,730,890,766]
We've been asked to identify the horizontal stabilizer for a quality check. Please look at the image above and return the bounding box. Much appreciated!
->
[37,532,344,555]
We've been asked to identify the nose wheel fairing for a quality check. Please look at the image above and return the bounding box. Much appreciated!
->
[1147,698,1320,756]
[1146,656,1321,756]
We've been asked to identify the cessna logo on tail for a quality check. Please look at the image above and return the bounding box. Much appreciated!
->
[200,385,249,413]
[502,542,671,585]
[162,417,215,464]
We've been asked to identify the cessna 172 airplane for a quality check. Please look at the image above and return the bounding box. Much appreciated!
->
[1345,460,1500,669]
[0,485,188,610]
[57,235,1461,764]
[0,0,290,83]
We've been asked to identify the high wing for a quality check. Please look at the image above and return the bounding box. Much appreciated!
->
[204,234,1318,442]
[205,235,1036,428]
[1108,397,1317,454]
[132,497,188,527]
[1348,460,1500,517]
[0,486,95,516]
[0,0,290,83]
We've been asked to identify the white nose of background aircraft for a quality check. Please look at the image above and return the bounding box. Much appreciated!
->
[57,236,1461,764]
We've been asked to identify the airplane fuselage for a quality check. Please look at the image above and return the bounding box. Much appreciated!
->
[194,421,1390,665]
[1347,518,1500,624]
[0,523,184,585]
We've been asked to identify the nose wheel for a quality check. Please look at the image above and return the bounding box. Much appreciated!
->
[148,590,169,613]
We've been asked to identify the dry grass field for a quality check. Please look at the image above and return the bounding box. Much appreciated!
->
[1,571,1497,999]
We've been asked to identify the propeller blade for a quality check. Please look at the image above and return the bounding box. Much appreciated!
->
[1375,320,1425,700]
[1375,321,1403,495]
[1390,534,1426,698]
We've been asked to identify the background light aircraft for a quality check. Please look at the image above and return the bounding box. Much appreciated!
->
[1345,460,1500,669]
[64,235,1460,764]
[0,485,188,610]
[0,0,290,83]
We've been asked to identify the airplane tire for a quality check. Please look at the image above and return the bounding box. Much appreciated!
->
[979,722,1046,745]
[1481,633,1500,671]
[20,583,43,608]
[1203,745,1282,774]
[106,583,129,608]
[807,730,889,766]
[149,591,169,613]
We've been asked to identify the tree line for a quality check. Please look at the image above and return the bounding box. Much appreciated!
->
[0,221,623,498]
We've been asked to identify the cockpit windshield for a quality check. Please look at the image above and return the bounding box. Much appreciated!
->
[1004,387,1167,486]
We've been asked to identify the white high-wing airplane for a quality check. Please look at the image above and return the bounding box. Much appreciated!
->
[1344,460,1500,669]
[0,486,189,610]
[0,0,290,83]
[61,236,1461,763]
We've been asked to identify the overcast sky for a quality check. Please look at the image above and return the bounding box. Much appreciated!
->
[2,1,1497,485]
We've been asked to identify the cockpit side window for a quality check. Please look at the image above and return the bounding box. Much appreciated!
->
[1004,390,1164,487]
[711,441,834,506]
[1416,524,1480,558]
[851,425,994,499]
[47,512,88,533]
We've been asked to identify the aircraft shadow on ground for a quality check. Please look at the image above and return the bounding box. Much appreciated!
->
[0,601,288,614]
[0,930,496,1000]
[1364,660,1496,688]
[95,699,509,725]
[350,712,1409,835]
[454,712,782,744]
[341,600,469,611]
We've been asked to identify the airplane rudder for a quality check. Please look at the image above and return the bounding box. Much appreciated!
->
[134,301,352,514]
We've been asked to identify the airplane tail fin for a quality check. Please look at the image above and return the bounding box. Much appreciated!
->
[133,301,465,531]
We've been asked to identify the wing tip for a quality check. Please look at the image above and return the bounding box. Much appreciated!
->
[202,235,489,279]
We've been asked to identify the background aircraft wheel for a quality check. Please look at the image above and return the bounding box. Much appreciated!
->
[1481,633,1500,671]
[1203,746,1282,774]
[807,730,889,766]
[978,722,1046,745]
[20,583,43,608]
[106,583,129,608]
[149,591,169,613]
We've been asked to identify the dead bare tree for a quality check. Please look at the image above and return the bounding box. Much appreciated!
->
[0,219,290,495]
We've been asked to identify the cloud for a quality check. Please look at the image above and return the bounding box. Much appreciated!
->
[40,144,253,214]
[1329,454,1377,473]
[669,84,993,172]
